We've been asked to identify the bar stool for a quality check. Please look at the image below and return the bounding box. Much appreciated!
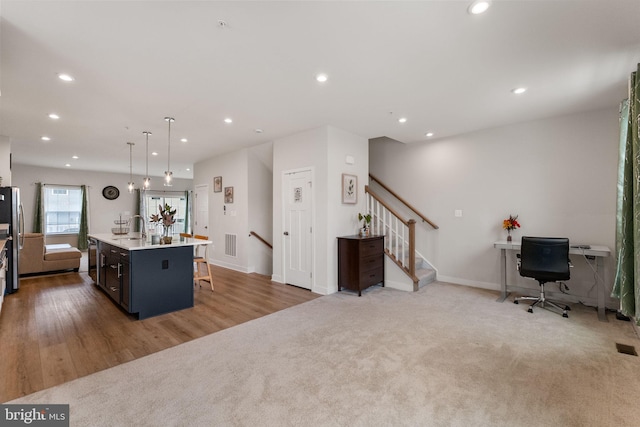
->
[193,234,213,291]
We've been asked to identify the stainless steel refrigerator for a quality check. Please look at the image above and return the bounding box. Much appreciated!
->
[0,187,24,294]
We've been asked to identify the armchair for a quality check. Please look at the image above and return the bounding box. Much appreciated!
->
[514,236,571,318]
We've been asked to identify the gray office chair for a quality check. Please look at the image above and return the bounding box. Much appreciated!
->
[514,236,571,318]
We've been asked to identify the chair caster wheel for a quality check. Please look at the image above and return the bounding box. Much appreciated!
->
[527,307,533,313]
[565,306,571,311]
[563,313,569,318]
[514,300,519,304]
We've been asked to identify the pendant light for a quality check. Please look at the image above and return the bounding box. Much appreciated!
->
[127,142,135,193]
[164,117,174,186]
[142,131,152,189]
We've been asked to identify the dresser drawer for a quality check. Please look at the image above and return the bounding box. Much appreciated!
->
[359,239,383,257]
[360,267,384,287]
[359,254,382,272]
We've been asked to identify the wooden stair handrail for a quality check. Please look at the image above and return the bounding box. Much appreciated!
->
[369,173,439,229]
[249,231,273,249]
[366,186,419,285]
[365,186,410,227]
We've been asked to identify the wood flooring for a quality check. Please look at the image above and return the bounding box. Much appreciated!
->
[0,266,319,403]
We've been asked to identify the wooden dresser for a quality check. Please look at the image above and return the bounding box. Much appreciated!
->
[337,234,384,296]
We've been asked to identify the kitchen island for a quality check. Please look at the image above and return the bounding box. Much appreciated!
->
[90,233,212,320]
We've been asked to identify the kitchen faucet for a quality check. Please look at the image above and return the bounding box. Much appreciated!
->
[129,215,147,239]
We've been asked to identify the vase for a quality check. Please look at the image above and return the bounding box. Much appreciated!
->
[507,232,512,242]
[162,227,172,244]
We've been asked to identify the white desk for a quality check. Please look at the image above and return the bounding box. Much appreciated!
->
[493,241,611,322]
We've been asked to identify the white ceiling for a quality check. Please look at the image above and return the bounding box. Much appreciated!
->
[1,0,639,180]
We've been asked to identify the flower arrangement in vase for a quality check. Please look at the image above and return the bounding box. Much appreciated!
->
[150,203,176,243]
[502,214,520,242]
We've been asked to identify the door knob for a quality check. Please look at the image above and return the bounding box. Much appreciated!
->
[284,231,289,236]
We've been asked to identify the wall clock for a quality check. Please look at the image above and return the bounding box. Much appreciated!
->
[102,186,120,200]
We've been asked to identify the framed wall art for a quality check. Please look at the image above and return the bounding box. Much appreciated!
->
[224,186,234,203]
[213,176,222,193]
[342,173,357,204]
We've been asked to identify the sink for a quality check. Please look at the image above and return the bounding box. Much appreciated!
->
[113,237,143,241]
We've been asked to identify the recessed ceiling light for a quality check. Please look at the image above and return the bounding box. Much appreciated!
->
[186,168,191,172]
[72,155,79,159]
[64,163,71,167]
[58,73,74,82]
[48,113,60,119]
[512,87,527,94]
[180,138,188,142]
[468,0,491,15]
[398,117,407,123]
[425,132,434,138]
[316,73,328,83]
[255,129,263,134]
[152,152,158,156]
[224,118,233,124]
[41,136,51,141]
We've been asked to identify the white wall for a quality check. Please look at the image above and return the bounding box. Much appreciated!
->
[0,136,11,186]
[370,107,619,306]
[326,127,369,293]
[272,125,368,295]
[248,143,273,275]
[193,149,250,272]
[12,164,192,245]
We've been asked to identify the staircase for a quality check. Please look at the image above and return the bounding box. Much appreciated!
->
[365,182,438,291]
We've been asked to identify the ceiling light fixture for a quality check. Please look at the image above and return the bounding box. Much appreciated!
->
[255,128,263,134]
[142,131,152,189]
[398,117,407,123]
[316,73,328,83]
[48,113,60,120]
[72,155,79,159]
[164,117,175,186]
[512,87,527,95]
[58,73,74,82]
[41,136,51,141]
[425,132,434,138]
[468,0,491,15]
[127,142,135,193]
[65,163,71,168]
[224,118,233,124]
[152,152,158,156]
[180,138,187,143]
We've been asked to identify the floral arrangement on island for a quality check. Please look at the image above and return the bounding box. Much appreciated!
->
[150,203,176,242]
[502,214,520,242]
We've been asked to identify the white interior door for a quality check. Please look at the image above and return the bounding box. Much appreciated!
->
[194,185,209,237]
[283,170,312,289]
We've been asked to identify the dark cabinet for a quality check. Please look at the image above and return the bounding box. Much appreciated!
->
[337,235,385,296]
[98,242,130,309]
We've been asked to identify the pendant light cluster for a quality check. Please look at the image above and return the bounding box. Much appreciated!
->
[164,117,174,187]
[142,131,152,189]
[127,142,135,193]
[124,116,176,192]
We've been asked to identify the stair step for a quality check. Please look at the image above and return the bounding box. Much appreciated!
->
[416,267,436,287]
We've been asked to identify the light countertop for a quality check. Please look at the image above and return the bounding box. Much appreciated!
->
[89,233,212,251]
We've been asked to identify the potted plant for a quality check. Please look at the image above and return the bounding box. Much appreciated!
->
[150,203,176,244]
[358,212,372,236]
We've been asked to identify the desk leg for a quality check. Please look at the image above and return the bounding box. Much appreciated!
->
[496,248,509,302]
[596,256,608,322]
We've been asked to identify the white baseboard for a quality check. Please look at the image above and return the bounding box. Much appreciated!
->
[436,275,500,292]
[211,260,248,274]
[385,279,414,292]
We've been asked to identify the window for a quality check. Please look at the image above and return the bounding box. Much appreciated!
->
[44,185,82,234]
[145,193,187,234]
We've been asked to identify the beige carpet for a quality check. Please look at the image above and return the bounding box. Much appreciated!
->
[10,282,640,426]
